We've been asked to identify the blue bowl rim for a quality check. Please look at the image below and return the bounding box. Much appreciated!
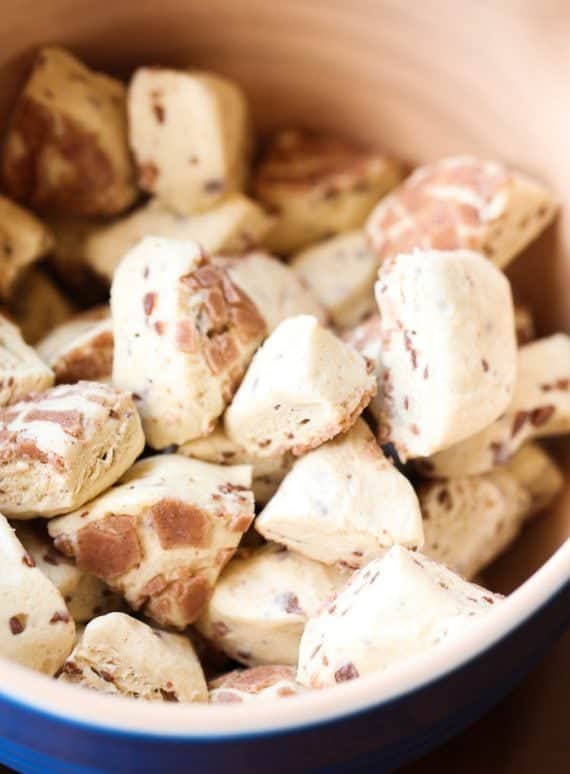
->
[0,539,568,740]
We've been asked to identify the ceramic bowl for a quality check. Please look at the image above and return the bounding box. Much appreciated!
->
[0,1,568,771]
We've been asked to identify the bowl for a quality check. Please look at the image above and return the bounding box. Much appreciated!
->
[0,1,568,771]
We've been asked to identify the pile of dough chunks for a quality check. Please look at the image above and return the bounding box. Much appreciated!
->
[0,45,567,705]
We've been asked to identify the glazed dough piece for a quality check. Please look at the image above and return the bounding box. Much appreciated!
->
[111,237,266,448]
[0,196,54,299]
[2,47,137,216]
[374,249,517,459]
[256,420,423,567]
[197,543,348,666]
[0,514,75,675]
[254,129,401,254]
[419,334,570,477]
[128,67,250,214]
[85,196,273,282]
[215,252,327,332]
[15,522,122,623]
[7,268,75,345]
[297,546,502,688]
[514,302,536,346]
[178,421,292,506]
[291,231,378,329]
[419,444,563,579]
[0,314,54,406]
[366,156,557,270]
[37,306,113,384]
[341,313,383,420]
[49,455,255,628]
[58,613,207,703]
[225,315,376,457]
[0,381,144,518]
[209,665,304,704]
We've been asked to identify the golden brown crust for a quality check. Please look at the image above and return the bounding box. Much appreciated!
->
[290,382,376,456]
[144,571,211,626]
[75,515,142,580]
[178,260,266,379]
[150,499,212,549]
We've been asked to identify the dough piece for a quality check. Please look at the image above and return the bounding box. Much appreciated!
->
[419,444,563,579]
[297,546,502,688]
[128,67,250,214]
[49,455,255,628]
[514,302,536,346]
[58,612,207,703]
[215,252,327,332]
[196,543,348,666]
[254,128,401,254]
[225,315,376,457]
[505,442,565,515]
[15,522,82,599]
[291,231,378,328]
[0,381,144,518]
[366,156,557,270]
[0,314,54,406]
[419,334,570,477]
[2,47,137,216]
[341,313,383,420]
[65,574,123,623]
[7,268,75,345]
[46,216,108,304]
[111,237,266,448]
[209,665,304,704]
[0,196,54,298]
[0,513,75,674]
[342,313,382,363]
[15,522,122,623]
[85,196,273,282]
[178,421,292,506]
[375,249,517,459]
[256,420,423,567]
[37,306,113,384]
